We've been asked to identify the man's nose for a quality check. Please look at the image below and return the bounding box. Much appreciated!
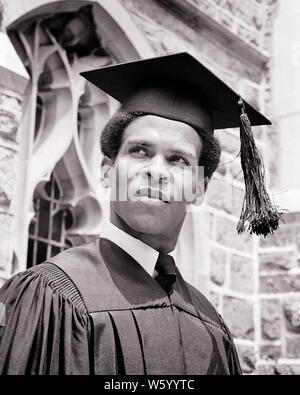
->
[142,155,171,184]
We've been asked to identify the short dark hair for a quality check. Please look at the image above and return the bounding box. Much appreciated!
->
[100,109,221,179]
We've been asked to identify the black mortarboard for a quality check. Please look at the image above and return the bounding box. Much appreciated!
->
[80,52,282,236]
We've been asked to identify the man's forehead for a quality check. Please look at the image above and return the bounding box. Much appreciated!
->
[121,115,202,157]
[124,115,200,140]
[126,114,200,131]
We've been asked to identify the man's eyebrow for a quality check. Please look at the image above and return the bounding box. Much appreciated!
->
[126,139,156,147]
[126,139,197,159]
[169,148,197,160]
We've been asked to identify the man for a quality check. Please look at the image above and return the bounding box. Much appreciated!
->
[0,53,278,375]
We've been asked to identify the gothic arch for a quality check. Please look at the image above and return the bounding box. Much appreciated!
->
[6,0,154,272]
[6,0,154,61]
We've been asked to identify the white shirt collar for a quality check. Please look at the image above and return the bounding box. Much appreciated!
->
[100,222,176,276]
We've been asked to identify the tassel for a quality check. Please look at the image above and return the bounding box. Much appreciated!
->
[237,98,282,237]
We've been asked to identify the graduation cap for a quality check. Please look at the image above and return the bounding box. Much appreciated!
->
[80,52,282,237]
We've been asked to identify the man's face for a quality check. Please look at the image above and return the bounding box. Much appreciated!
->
[103,115,203,237]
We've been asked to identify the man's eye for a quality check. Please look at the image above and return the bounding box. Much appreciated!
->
[170,156,189,166]
[129,147,148,157]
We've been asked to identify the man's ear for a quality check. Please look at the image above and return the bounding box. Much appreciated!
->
[100,156,114,188]
[193,176,209,206]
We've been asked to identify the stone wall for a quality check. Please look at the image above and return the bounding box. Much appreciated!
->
[187,0,277,53]
[0,8,28,285]
[257,215,300,374]
[0,73,25,285]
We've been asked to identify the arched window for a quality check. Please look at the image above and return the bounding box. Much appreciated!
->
[10,4,113,270]
[27,174,73,267]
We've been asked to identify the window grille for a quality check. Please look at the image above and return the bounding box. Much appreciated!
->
[27,174,73,267]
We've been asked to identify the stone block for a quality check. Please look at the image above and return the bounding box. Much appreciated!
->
[295,228,300,254]
[260,274,300,294]
[0,110,18,139]
[276,363,300,375]
[206,178,244,218]
[229,160,244,184]
[215,130,240,156]
[0,93,22,121]
[204,211,214,238]
[239,81,262,112]
[215,216,253,253]
[215,151,228,177]
[257,363,277,375]
[261,299,281,340]
[236,344,256,374]
[223,296,254,340]
[259,225,296,248]
[0,190,10,206]
[210,248,226,286]
[0,66,28,96]
[284,212,300,225]
[0,148,16,205]
[260,345,282,361]
[230,254,253,294]
[0,91,22,143]
[286,337,300,359]
[0,212,13,272]
[283,298,300,334]
[259,251,295,272]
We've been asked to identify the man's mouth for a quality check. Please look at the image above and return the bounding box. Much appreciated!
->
[136,188,170,204]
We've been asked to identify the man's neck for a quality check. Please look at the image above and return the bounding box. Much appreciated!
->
[110,210,179,254]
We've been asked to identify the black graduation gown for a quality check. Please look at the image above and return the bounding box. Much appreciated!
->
[0,238,242,375]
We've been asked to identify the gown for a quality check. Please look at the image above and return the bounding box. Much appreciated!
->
[0,238,242,375]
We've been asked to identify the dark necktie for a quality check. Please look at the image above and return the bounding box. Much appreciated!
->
[154,253,176,293]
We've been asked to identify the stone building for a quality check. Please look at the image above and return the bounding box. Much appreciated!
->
[0,0,299,374]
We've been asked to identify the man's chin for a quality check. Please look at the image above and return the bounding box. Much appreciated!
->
[122,212,172,236]
[111,202,185,237]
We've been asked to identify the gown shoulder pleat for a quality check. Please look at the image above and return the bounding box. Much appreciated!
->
[0,263,91,375]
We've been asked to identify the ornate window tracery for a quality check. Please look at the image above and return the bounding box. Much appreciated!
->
[11,4,113,269]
